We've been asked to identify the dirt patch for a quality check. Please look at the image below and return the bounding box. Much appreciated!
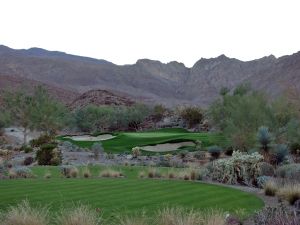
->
[65,134,116,141]
[4,127,41,144]
[141,142,195,152]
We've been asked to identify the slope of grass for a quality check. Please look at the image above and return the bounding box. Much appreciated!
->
[59,128,226,153]
[0,166,264,219]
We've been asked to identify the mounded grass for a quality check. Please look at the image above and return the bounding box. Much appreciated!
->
[0,166,263,219]
[58,128,226,153]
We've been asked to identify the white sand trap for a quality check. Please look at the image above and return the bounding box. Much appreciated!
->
[65,134,116,141]
[141,141,195,152]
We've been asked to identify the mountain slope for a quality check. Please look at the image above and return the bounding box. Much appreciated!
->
[0,45,299,106]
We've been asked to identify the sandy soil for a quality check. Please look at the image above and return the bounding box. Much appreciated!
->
[4,127,41,144]
[141,141,195,152]
[65,134,116,141]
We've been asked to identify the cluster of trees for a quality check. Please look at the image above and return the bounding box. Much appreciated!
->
[209,84,300,153]
[0,87,69,144]
[74,104,153,132]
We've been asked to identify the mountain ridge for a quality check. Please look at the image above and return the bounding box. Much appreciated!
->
[0,45,299,106]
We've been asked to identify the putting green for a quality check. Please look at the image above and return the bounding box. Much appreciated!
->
[59,128,227,153]
[0,166,263,218]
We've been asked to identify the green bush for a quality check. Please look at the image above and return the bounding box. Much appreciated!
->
[30,134,53,147]
[20,145,33,153]
[36,143,61,165]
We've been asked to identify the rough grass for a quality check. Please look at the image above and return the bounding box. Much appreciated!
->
[264,180,278,196]
[0,200,49,225]
[277,183,300,205]
[58,128,226,153]
[0,166,263,219]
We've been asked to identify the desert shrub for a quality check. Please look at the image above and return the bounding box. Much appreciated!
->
[257,126,273,153]
[272,144,289,164]
[1,200,49,225]
[8,169,17,179]
[224,146,234,156]
[165,170,176,179]
[263,179,278,196]
[179,106,203,128]
[258,162,274,177]
[147,168,161,178]
[36,143,61,166]
[100,169,123,178]
[56,205,100,225]
[257,176,272,189]
[83,167,92,178]
[61,141,80,152]
[106,152,114,160]
[189,169,200,181]
[132,147,141,158]
[290,142,300,155]
[164,154,173,161]
[23,156,34,166]
[254,204,300,225]
[115,214,148,225]
[10,166,34,178]
[0,149,11,157]
[207,145,222,160]
[20,145,33,153]
[178,170,191,180]
[69,167,79,178]
[44,170,51,179]
[29,134,53,148]
[138,171,145,179]
[60,165,78,178]
[91,143,103,159]
[210,151,264,185]
[277,184,300,205]
[157,207,226,225]
[194,151,206,160]
[178,150,189,159]
[275,163,300,180]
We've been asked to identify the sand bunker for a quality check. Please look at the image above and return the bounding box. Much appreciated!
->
[65,134,116,141]
[141,141,195,152]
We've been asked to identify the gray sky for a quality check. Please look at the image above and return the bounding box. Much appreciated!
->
[1,0,299,67]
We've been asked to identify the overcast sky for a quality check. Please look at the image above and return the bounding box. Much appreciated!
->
[1,0,300,67]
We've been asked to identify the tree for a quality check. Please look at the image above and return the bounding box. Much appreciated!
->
[152,104,167,127]
[2,86,69,144]
[125,104,152,130]
[31,87,69,135]
[2,89,36,144]
[74,105,115,132]
[179,106,203,128]
[209,89,276,151]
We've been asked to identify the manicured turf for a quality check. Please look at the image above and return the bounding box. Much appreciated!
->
[0,166,263,218]
[59,128,227,153]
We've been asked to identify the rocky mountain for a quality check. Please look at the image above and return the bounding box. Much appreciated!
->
[0,45,300,106]
[0,75,79,104]
[69,90,135,109]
